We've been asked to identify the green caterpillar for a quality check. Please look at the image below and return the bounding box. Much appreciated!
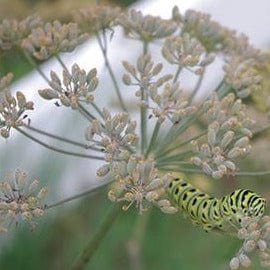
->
[168,177,266,232]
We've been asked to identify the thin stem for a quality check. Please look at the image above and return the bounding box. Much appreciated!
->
[157,161,191,167]
[44,182,111,210]
[77,103,97,122]
[90,101,104,120]
[140,101,147,155]
[128,212,150,270]
[96,33,127,112]
[160,167,270,177]
[173,66,182,83]
[16,127,105,160]
[155,113,197,155]
[71,204,121,270]
[145,121,161,158]
[22,51,50,84]
[140,41,149,155]
[56,54,70,74]
[23,124,102,152]
[235,170,270,176]
[156,150,192,163]
[189,68,205,102]
[159,167,203,173]
[253,123,270,139]
[155,131,206,159]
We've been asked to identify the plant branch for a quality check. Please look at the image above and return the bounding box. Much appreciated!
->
[23,124,102,152]
[22,51,50,84]
[96,33,127,112]
[71,204,121,270]
[145,121,161,158]
[44,182,111,210]
[16,127,105,160]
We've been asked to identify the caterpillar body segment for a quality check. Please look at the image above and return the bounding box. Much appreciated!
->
[168,177,266,233]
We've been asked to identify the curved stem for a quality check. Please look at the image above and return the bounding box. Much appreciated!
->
[22,51,50,84]
[96,33,127,112]
[44,182,111,210]
[16,127,105,160]
[71,204,121,270]
[23,124,102,152]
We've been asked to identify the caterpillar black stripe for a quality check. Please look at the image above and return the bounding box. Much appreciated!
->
[168,177,266,232]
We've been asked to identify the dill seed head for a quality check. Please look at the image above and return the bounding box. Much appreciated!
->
[118,9,177,42]
[0,15,42,51]
[0,78,34,138]
[0,170,47,232]
[38,64,98,109]
[162,33,215,73]
[224,57,262,98]
[21,21,88,60]
[122,53,172,90]
[191,93,253,178]
[73,5,121,33]
[107,157,177,214]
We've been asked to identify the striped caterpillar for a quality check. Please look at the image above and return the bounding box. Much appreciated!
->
[168,177,266,232]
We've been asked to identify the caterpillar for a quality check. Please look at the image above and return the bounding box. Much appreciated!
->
[168,177,266,232]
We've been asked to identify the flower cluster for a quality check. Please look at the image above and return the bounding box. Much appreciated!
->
[0,15,42,51]
[0,74,34,138]
[229,216,270,269]
[149,82,196,123]
[73,5,121,33]
[162,33,215,74]
[224,57,262,98]
[38,64,98,109]
[179,8,259,59]
[21,21,88,60]
[85,110,137,163]
[0,170,47,232]
[190,93,253,178]
[118,9,177,42]
[122,53,173,93]
[108,157,177,214]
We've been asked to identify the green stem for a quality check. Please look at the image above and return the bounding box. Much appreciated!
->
[16,127,105,160]
[252,123,270,140]
[128,212,150,270]
[90,101,104,120]
[22,51,50,84]
[96,33,127,112]
[173,66,182,83]
[71,205,121,270]
[189,68,205,102]
[156,131,206,159]
[156,150,192,163]
[140,41,149,155]
[56,54,70,74]
[44,182,111,210]
[77,103,97,121]
[235,170,270,176]
[145,121,161,158]
[159,167,203,174]
[23,124,101,152]
[157,161,191,167]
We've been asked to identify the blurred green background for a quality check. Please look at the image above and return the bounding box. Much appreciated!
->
[1,0,270,269]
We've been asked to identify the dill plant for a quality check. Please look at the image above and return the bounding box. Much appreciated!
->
[0,5,270,270]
